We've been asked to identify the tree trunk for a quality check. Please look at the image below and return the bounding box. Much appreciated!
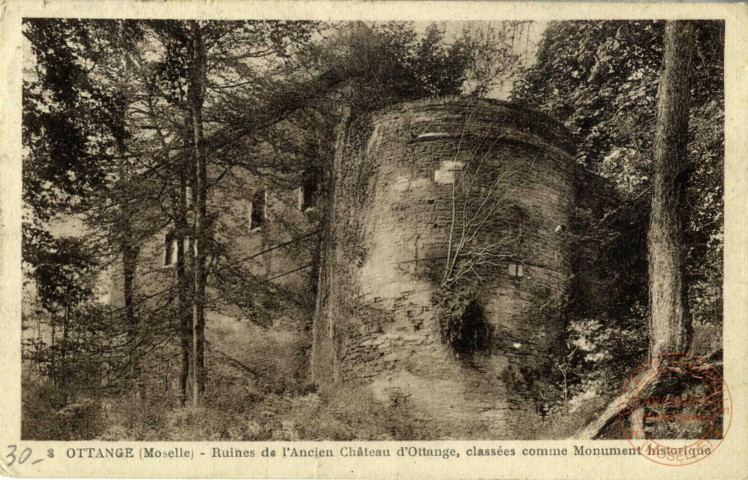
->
[574,21,697,439]
[50,319,56,386]
[117,136,142,397]
[647,21,696,358]
[122,241,139,388]
[61,301,69,392]
[188,22,208,405]
[176,166,192,406]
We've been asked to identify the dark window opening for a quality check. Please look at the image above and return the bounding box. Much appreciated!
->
[184,236,195,257]
[508,263,524,278]
[164,232,194,266]
[250,189,266,230]
[445,300,490,355]
[299,169,320,211]
[164,231,178,266]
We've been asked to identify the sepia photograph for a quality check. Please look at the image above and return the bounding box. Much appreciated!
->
[17,15,728,447]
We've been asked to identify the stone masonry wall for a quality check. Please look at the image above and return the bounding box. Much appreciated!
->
[108,165,320,396]
[313,97,575,433]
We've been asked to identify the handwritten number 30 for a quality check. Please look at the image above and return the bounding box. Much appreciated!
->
[5,445,32,466]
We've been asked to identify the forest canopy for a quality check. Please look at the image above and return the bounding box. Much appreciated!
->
[21,20,723,441]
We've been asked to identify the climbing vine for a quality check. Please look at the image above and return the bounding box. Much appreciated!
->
[433,285,491,356]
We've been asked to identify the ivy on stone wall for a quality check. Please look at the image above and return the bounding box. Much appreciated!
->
[433,285,491,356]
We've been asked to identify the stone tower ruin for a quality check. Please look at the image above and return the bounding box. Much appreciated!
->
[312,97,575,432]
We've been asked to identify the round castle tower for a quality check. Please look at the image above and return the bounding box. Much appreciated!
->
[313,97,575,432]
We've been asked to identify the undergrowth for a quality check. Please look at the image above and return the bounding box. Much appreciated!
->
[24,377,508,441]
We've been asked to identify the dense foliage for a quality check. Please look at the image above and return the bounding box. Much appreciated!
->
[22,20,509,433]
[21,19,724,439]
[512,20,724,413]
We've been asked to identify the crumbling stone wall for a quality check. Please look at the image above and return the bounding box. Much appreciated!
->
[312,97,576,432]
[108,164,321,396]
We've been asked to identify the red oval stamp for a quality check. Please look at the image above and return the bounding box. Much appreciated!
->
[618,352,732,466]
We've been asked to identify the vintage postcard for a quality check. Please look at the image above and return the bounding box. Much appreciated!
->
[1,0,746,478]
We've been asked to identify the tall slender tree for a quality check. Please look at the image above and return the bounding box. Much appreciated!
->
[574,20,700,439]
[648,21,697,357]
[186,21,209,404]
